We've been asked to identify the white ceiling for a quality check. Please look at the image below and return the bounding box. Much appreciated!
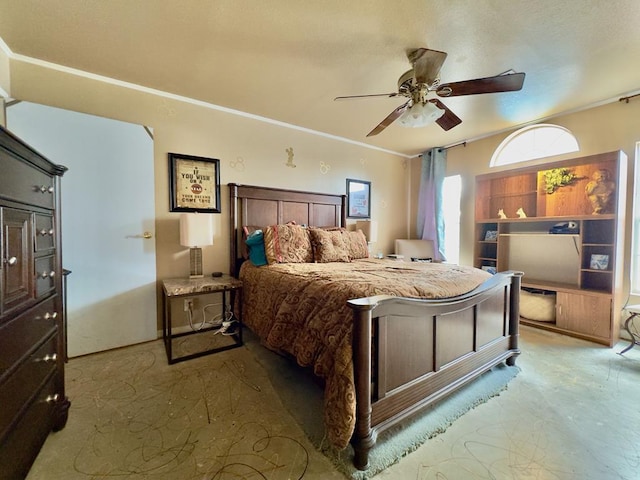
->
[1,0,639,157]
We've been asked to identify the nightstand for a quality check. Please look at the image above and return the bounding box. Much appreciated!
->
[162,275,243,364]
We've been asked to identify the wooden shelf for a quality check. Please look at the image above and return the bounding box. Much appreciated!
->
[489,190,537,198]
[475,150,627,347]
[499,233,580,237]
[521,279,610,297]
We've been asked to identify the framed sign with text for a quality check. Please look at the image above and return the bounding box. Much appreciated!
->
[169,153,221,213]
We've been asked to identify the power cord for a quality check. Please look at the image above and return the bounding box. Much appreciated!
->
[214,309,239,336]
[187,301,238,336]
[203,303,225,327]
[187,305,207,331]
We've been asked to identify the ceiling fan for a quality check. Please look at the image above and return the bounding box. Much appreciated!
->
[335,48,525,137]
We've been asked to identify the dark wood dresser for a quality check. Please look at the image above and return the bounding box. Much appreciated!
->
[0,125,70,480]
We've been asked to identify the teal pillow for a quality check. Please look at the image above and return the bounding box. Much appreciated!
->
[246,230,267,266]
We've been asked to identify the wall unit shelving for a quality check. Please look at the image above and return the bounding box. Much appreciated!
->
[474,151,627,346]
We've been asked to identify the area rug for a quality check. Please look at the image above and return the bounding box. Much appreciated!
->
[246,332,520,480]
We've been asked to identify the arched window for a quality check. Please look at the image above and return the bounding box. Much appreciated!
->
[490,124,579,167]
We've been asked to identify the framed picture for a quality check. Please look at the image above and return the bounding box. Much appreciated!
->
[347,178,371,219]
[169,153,221,213]
[590,254,609,270]
[485,230,498,241]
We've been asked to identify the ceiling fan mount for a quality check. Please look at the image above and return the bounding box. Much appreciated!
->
[397,70,415,95]
[335,47,526,137]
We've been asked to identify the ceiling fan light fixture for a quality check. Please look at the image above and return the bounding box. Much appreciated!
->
[398,101,444,128]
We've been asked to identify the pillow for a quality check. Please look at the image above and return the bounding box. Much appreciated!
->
[241,225,262,259]
[245,229,268,266]
[309,228,350,263]
[263,224,314,264]
[342,229,369,260]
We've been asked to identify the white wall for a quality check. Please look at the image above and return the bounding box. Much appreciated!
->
[7,56,409,329]
[0,41,10,99]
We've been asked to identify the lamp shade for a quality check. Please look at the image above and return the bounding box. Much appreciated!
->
[356,220,378,243]
[180,213,213,247]
[398,101,444,128]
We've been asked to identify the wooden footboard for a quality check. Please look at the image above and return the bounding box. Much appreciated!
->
[348,270,522,470]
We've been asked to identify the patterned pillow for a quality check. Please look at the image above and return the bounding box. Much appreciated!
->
[342,229,369,260]
[309,228,350,263]
[263,224,313,264]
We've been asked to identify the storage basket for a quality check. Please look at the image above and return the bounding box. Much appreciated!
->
[520,288,556,322]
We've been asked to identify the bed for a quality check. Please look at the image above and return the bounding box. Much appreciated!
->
[228,183,521,470]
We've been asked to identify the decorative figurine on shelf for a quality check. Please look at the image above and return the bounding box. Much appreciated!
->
[516,207,527,218]
[498,209,507,219]
[585,168,615,214]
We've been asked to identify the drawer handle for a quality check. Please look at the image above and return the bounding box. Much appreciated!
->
[40,228,55,236]
[41,353,58,362]
[45,394,60,404]
[40,270,56,278]
[44,312,58,320]
[39,185,54,194]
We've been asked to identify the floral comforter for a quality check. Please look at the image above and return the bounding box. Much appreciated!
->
[239,258,491,449]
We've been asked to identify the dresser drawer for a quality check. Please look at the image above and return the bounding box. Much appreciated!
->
[0,333,58,443]
[35,255,56,299]
[0,297,58,375]
[1,207,35,316]
[34,213,55,253]
[0,372,58,480]
[0,149,56,209]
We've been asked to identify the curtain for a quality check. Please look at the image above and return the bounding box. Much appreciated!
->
[416,147,447,261]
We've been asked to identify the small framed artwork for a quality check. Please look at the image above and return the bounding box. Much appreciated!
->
[169,153,221,213]
[347,178,371,219]
[484,230,498,241]
[590,254,609,270]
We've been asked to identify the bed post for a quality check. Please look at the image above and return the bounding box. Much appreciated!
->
[507,271,523,366]
[348,299,376,470]
[229,183,238,277]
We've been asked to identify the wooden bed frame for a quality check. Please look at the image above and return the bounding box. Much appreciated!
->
[228,183,522,470]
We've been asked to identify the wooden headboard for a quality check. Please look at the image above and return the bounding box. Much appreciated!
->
[228,183,346,276]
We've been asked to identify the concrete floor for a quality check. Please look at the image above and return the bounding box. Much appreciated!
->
[26,325,640,480]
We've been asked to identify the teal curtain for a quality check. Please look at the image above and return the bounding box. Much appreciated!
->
[416,148,447,261]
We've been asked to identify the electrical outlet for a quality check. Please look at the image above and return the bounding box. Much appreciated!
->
[184,298,193,311]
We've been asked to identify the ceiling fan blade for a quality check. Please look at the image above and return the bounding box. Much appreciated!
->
[366,101,410,137]
[334,92,400,100]
[430,99,462,131]
[407,48,447,85]
[436,72,525,97]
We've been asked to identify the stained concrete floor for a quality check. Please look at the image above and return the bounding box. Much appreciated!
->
[26,325,640,480]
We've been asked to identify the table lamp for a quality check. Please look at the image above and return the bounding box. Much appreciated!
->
[356,219,378,243]
[180,213,213,278]
[356,219,378,257]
